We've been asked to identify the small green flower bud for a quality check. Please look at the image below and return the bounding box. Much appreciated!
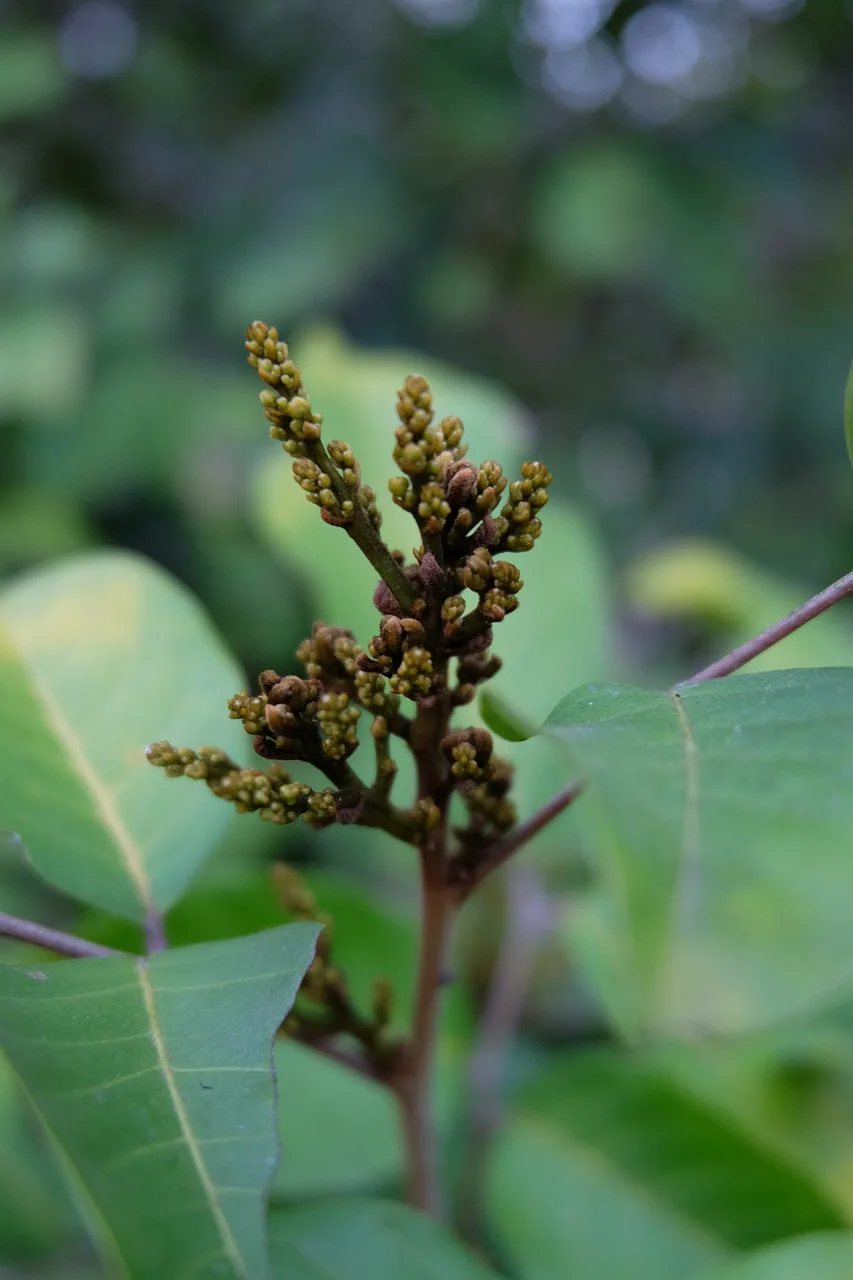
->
[390,646,434,698]
[397,441,429,477]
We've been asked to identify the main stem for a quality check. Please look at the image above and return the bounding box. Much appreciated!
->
[399,863,452,1217]
[397,673,453,1218]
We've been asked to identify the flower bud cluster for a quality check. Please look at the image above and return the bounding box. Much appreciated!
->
[467,762,516,834]
[229,668,362,765]
[275,864,401,1072]
[315,690,360,761]
[457,548,523,623]
[245,322,323,457]
[297,624,361,683]
[389,646,434,698]
[296,623,401,717]
[389,374,470,529]
[247,323,381,532]
[440,727,495,782]
[496,461,552,552]
[145,743,338,827]
[360,614,437,701]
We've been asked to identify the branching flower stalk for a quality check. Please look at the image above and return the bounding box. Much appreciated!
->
[147,322,555,1216]
[6,323,853,1223]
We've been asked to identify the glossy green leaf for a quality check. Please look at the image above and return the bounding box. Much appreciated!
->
[698,1233,853,1280]
[478,688,536,741]
[0,923,319,1280]
[487,1049,843,1280]
[0,551,248,922]
[268,1198,498,1279]
[546,670,853,1036]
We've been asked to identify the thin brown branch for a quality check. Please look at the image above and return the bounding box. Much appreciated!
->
[681,567,853,685]
[313,437,418,614]
[0,911,126,960]
[452,779,586,899]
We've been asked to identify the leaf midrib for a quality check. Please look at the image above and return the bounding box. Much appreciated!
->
[2,619,153,911]
[136,959,247,1278]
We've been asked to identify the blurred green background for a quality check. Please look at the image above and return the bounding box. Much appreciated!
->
[4,0,853,1275]
[4,0,853,678]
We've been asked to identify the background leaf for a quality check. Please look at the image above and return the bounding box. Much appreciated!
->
[546,670,853,1037]
[697,1232,853,1279]
[268,1198,498,1279]
[486,1048,844,1280]
[0,551,249,922]
[626,541,853,676]
[0,922,318,1280]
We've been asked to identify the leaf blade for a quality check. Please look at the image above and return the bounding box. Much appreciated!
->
[698,1232,853,1280]
[487,1048,845,1280]
[0,923,318,1279]
[0,551,247,920]
[268,1198,499,1279]
[546,670,853,1035]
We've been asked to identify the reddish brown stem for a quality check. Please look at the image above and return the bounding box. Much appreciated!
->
[397,868,453,1218]
[682,568,853,685]
[395,679,454,1218]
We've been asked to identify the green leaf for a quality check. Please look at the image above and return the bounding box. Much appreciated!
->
[0,551,248,922]
[0,923,319,1280]
[545,670,853,1036]
[649,999,853,1219]
[698,1233,853,1280]
[840,360,845,471]
[487,1049,844,1280]
[268,1198,498,1279]
[479,688,536,742]
[0,1050,83,1263]
[273,1041,402,1199]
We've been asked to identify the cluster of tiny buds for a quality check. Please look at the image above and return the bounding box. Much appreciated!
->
[440,727,495,782]
[360,613,439,701]
[228,669,363,764]
[297,624,361,682]
[457,547,523,624]
[247,323,381,532]
[315,690,360,761]
[297,623,401,716]
[145,743,338,827]
[389,646,434,698]
[467,759,516,833]
[245,322,322,456]
[499,461,552,552]
[274,864,399,1061]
